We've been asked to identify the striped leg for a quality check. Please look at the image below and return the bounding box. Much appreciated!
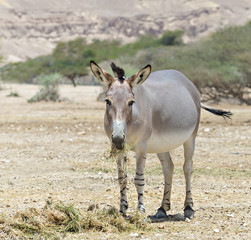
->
[117,154,128,215]
[183,137,195,218]
[158,152,174,211]
[134,146,147,212]
[150,152,174,219]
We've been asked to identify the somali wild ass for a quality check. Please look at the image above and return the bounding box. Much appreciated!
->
[90,61,232,220]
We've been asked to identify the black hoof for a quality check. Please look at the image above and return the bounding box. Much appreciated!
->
[120,204,128,216]
[148,207,167,220]
[184,205,194,219]
[138,204,145,213]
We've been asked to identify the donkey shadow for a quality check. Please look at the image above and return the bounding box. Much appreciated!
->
[124,212,187,223]
[148,213,186,223]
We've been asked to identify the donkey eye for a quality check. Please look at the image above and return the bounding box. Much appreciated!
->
[105,99,112,106]
[128,100,135,106]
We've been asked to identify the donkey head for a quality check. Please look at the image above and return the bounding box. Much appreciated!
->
[90,61,151,150]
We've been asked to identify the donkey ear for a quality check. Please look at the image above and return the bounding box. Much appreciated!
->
[90,61,114,86]
[127,64,151,87]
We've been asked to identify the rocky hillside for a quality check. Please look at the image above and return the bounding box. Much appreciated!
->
[0,0,250,63]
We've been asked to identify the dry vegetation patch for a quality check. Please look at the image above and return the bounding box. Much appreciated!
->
[0,200,153,239]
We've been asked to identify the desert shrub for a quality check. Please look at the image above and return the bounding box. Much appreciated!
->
[130,21,251,104]
[7,91,20,97]
[158,30,184,46]
[28,73,61,102]
[1,22,250,103]
[0,55,54,83]
[0,31,183,84]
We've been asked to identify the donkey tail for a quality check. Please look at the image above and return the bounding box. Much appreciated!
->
[201,103,232,119]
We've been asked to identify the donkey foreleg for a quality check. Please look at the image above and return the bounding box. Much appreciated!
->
[117,154,128,215]
[134,144,147,212]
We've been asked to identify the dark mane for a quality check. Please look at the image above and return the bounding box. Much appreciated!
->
[110,62,125,82]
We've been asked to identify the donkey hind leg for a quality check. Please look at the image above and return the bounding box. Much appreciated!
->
[183,137,195,218]
[150,152,174,219]
[117,153,128,215]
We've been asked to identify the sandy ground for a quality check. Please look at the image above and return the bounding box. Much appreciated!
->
[0,83,250,239]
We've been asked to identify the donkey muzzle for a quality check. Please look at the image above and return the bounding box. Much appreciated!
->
[111,134,125,150]
[112,121,126,150]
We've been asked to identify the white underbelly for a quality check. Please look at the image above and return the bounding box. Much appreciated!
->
[146,126,195,153]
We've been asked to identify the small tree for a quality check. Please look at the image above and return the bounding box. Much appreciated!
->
[52,38,96,86]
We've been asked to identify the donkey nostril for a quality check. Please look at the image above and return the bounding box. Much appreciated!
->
[111,133,125,150]
[112,134,125,143]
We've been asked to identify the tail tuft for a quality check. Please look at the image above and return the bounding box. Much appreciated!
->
[201,104,232,119]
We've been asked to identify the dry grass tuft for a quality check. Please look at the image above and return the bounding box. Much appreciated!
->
[0,200,152,238]
[99,144,132,175]
[100,144,132,162]
[82,206,151,232]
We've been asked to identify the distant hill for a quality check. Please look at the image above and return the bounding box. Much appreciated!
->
[0,0,251,63]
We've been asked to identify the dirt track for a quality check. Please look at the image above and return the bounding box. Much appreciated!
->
[0,83,250,239]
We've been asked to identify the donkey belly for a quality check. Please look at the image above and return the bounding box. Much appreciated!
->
[146,97,198,153]
[146,125,196,153]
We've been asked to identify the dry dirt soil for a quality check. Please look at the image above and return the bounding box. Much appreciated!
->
[0,83,250,239]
